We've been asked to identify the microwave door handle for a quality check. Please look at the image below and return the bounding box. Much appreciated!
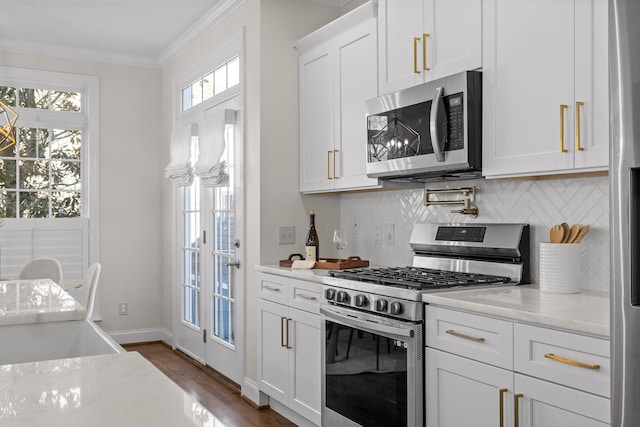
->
[430,86,447,162]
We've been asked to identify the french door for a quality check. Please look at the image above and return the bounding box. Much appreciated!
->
[175,93,244,385]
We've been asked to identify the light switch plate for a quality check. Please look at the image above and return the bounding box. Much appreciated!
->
[278,225,295,245]
[384,223,395,245]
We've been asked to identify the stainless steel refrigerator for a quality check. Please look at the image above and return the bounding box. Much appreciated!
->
[611,0,640,425]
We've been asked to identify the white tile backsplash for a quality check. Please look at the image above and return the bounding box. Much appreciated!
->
[340,176,609,292]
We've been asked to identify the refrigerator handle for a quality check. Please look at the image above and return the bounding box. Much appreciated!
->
[631,168,640,305]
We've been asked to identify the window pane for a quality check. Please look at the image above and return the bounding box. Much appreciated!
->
[19,88,49,109]
[50,129,81,159]
[19,191,49,218]
[202,72,214,101]
[214,65,227,95]
[51,191,80,217]
[228,57,240,88]
[51,160,81,190]
[182,86,192,111]
[20,160,49,189]
[191,80,202,107]
[0,159,17,188]
[0,191,16,217]
[0,87,16,106]
[50,90,81,112]
[18,128,49,158]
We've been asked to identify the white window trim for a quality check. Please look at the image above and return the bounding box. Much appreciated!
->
[0,66,100,280]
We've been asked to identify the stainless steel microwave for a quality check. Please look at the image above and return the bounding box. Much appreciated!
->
[366,71,482,183]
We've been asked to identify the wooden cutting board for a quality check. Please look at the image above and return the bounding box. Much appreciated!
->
[279,254,369,269]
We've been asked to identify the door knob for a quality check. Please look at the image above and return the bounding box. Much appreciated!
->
[226,259,240,268]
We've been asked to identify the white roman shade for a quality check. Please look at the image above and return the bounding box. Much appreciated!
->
[164,124,194,187]
[194,108,236,187]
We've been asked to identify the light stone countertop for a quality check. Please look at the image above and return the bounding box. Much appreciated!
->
[255,264,332,284]
[0,352,221,426]
[422,284,610,337]
[0,279,86,326]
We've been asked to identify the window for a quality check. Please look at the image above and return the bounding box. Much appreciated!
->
[0,67,98,281]
[181,56,239,111]
[0,69,94,219]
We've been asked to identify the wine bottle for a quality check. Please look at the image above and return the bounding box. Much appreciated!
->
[305,209,319,261]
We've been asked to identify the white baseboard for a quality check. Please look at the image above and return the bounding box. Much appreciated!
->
[107,328,172,345]
[268,398,319,427]
[241,378,269,407]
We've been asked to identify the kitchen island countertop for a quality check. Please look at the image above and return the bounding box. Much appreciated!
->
[0,279,86,326]
[0,352,222,426]
[422,284,609,337]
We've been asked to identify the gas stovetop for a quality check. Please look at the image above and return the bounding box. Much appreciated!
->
[328,266,513,290]
[321,223,530,322]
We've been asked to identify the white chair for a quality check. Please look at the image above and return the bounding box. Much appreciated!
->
[68,263,101,319]
[18,258,63,284]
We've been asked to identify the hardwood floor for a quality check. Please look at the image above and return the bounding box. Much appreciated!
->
[123,341,297,427]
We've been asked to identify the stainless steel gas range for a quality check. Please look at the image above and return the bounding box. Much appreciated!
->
[320,223,530,427]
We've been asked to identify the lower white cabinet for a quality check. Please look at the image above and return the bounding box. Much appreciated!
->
[425,306,610,427]
[257,273,321,425]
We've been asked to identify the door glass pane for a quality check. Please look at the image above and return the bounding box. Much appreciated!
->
[182,176,201,328]
[211,124,235,346]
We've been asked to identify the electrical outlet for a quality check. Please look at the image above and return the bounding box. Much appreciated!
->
[384,223,395,245]
[374,224,382,244]
[278,225,295,245]
[119,302,128,316]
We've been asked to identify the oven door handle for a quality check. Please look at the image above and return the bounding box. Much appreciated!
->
[320,307,414,338]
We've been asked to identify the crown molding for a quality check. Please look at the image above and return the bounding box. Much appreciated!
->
[157,0,247,67]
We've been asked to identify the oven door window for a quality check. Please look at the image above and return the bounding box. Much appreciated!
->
[325,320,408,427]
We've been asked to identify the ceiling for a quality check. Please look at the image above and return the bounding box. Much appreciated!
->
[0,0,347,68]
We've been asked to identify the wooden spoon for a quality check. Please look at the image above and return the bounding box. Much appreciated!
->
[567,224,581,244]
[560,223,571,243]
[572,225,590,243]
[549,224,564,243]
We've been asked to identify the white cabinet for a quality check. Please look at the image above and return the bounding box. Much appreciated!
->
[377,0,482,95]
[257,273,321,425]
[425,306,611,427]
[482,0,609,178]
[297,4,380,193]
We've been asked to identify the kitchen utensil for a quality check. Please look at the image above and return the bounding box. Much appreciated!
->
[572,225,590,243]
[549,224,564,243]
[560,223,571,243]
[567,224,581,243]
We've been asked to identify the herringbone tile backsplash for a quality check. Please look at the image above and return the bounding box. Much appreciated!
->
[339,176,609,292]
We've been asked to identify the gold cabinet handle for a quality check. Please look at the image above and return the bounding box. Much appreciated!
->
[327,150,333,179]
[263,285,280,292]
[413,37,421,74]
[445,329,485,342]
[281,317,287,347]
[560,104,568,153]
[333,149,339,179]
[423,33,430,71]
[285,318,292,349]
[544,353,600,370]
[576,101,584,151]
[499,388,508,427]
[296,293,317,301]
[514,393,524,427]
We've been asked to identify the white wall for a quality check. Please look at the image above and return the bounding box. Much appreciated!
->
[0,52,165,331]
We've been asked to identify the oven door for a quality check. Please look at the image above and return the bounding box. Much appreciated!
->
[320,304,423,427]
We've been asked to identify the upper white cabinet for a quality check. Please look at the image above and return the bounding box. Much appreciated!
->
[377,0,482,95]
[297,4,380,193]
[482,0,609,178]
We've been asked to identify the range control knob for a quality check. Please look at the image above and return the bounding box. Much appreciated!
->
[390,302,403,315]
[325,288,336,300]
[336,291,350,304]
[375,299,388,312]
[355,294,368,307]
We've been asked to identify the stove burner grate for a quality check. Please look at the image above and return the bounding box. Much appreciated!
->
[329,266,511,290]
